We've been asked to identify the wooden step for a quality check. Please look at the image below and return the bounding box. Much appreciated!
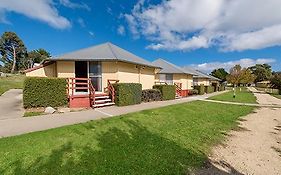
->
[95,95,110,99]
[95,99,112,104]
[93,102,115,108]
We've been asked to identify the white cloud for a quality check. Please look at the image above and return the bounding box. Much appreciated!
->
[125,0,281,51]
[59,0,90,11]
[117,25,125,35]
[77,18,86,28]
[0,0,71,29]
[187,58,276,72]
[88,31,94,37]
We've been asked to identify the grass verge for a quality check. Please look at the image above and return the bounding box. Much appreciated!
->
[0,75,25,95]
[23,111,45,117]
[0,101,255,174]
[208,87,257,103]
[272,94,281,99]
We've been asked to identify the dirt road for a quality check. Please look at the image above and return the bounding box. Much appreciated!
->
[196,88,281,175]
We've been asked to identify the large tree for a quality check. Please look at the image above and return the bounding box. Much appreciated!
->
[226,65,243,86]
[210,68,228,81]
[25,48,51,69]
[0,31,27,73]
[249,64,272,83]
[240,68,256,85]
[270,73,281,94]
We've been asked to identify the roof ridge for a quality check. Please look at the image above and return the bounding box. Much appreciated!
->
[107,42,118,60]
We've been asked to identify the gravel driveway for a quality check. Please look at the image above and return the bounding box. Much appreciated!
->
[196,87,281,175]
[0,89,24,120]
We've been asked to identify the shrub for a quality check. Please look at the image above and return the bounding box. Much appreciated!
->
[194,85,205,95]
[23,77,67,108]
[113,83,142,106]
[142,89,162,102]
[188,89,199,95]
[219,85,225,91]
[205,86,215,93]
[153,85,175,100]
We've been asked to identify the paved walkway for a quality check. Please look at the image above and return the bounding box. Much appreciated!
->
[0,90,226,138]
[197,87,281,175]
[0,89,24,120]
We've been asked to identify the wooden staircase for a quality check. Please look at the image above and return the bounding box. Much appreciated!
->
[67,78,117,108]
[174,82,182,99]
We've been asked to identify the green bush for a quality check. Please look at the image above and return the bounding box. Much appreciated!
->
[194,85,205,95]
[219,85,225,91]
[153,85,175,100]
[23,77,67,108]
[113,83,142,106]
[205,86,215,93]
[142,89,162,102]
[188,89,199,95]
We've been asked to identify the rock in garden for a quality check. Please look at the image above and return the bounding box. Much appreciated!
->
[45,107,56,114]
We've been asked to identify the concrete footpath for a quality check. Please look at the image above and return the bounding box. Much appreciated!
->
[0,91,226,138]
[0,89,24,120]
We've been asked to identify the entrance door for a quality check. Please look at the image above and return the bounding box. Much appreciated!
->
[75,61,88,92]
[89,61,102,91]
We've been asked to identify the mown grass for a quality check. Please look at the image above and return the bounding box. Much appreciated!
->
[208,87,257,103]
[0,75,25,95]
[272,94,281,99]
[23,111,45,117]
[0,101,254,174]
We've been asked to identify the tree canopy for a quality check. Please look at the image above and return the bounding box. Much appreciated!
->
[25,49,51,69]
[210,68,228,81]
[270,73,281,94]
[0,31,27,73]
[226,65,255,86]
[249,64,272,83]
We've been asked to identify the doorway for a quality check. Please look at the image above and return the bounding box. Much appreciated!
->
[75,61,88,92]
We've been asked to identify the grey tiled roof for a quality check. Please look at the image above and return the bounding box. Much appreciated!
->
[152,58,195,75]
[50,42,159,68]
[182,67,221,81]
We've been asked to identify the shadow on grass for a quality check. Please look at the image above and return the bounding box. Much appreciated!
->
[2,121,243,175]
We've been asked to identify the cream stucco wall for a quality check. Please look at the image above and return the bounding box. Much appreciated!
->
[101,62,118,91]
[155,73,193,89]
[117,62,155,89]
[194,78,210,86]
[171,74,193,90]
[57,61,75,78]
[26,63,56,77]
[26,60,156,91]
[139,66,155,89]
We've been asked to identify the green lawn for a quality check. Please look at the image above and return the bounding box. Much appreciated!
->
[272,94,281,99]
[208,87,257,103]
[0,75,25,95]
[0,101,254,174]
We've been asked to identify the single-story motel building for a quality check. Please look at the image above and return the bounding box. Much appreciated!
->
[25,42,220,107]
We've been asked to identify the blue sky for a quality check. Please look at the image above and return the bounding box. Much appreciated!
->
[0,0,280,72]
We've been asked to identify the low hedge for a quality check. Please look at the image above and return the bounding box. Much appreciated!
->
[219,85,226,91]
[113,83,142,106]
[194,85,205,95]
[153,85,175,100]
[205,86,215,93]
[188,89,199,95]
[23,77,68,108]
[142,89,162,102]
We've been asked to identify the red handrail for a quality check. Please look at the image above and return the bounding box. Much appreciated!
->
[67,78,96,106]
[174,82,182,97]
[107,79,119,102]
